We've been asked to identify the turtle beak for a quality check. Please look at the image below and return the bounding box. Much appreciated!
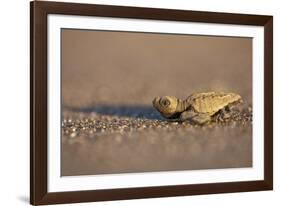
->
[152,97,160,107]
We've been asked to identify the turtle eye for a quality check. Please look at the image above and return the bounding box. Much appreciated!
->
[161,99,170,107]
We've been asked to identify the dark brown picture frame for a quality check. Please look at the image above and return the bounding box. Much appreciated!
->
[30,1,273,205]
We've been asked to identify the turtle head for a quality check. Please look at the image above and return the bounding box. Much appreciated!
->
[152,96,179,118]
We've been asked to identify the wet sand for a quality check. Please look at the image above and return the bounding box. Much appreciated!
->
[61,29,253,176]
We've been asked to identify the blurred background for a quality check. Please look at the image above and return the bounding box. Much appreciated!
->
[62,29,252,107]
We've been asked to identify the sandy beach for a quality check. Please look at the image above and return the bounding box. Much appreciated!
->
[61,29,253,176]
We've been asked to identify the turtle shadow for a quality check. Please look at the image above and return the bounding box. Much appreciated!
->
[63,104,163,120]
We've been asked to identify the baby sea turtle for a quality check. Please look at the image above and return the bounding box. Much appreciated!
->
[152,92,242,124]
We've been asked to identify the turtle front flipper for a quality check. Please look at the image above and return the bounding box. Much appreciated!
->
[179,110,197,121]
[190,113,211,125]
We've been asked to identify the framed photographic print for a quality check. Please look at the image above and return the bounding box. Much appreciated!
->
[30,1,273,205]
